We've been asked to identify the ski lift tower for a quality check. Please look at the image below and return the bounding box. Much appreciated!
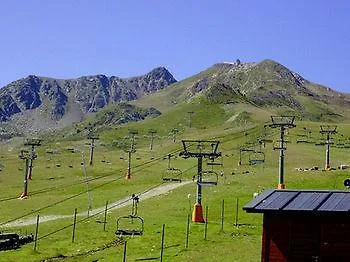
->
[180,140,221,223]
[18,149,30,199]
[88,133,99,166]
[86,124,99,166]
[171,128,179,142]
[320,125,337,170]
[24,138,41,180]
[148,129,157,151]
[269,116,296,189]
[126,129,138,179]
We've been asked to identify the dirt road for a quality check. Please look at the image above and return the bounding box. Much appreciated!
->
[1,180,192,228]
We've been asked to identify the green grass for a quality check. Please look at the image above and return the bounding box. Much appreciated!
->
[3,58,350,261]
[2,115,350,261]
[131,65,222,113]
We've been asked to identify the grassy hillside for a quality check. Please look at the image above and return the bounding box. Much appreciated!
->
[132,60,350,124]
[2,60,350,261]
[131,65,223,112]
[1,113,350,261]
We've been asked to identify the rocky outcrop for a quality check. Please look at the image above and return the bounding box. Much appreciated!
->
[0,67,176,133]
[92,103,161,126]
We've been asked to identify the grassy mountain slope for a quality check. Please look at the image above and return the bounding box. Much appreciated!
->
[133,59,350,125]
[2,115,350,261]
[2,59,350,261]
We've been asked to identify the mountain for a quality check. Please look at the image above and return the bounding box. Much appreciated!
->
[0,67,176,136]
[1,59,349,140]
[133,59,350,124]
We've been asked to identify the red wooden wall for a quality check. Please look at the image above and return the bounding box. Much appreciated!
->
[262,213,350,262]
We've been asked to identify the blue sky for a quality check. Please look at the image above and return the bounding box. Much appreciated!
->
[0,0,349,92]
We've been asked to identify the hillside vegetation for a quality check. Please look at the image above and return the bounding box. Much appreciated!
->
[1,59,350,261]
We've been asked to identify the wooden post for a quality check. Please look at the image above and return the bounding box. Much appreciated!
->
[185,214,190,248]
[221,199,225,232]
[33,214,39,251]
[160,224,165,262]
[103,201,108,231]
[235,198,239,227]
[204,206,208,240]
[72,208,77,242]
[123,240,127,262]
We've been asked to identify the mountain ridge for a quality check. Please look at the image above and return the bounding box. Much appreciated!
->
[132,59,350,124]
[1,59,350,140]
[0,67,176,136]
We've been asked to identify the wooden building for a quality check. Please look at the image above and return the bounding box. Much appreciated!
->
[243,189,350,262]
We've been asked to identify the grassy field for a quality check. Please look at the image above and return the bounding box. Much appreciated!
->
[1,115,350,261]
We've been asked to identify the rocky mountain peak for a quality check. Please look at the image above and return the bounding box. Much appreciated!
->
[0,67,177,135]
[147,66,176,80]
[255,59,306,85]
[181,58,347,120]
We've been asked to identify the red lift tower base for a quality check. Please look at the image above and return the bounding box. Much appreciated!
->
[277,183,285,189]
[192,203,205,223]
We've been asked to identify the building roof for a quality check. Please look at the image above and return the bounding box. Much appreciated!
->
[243,189,350,214]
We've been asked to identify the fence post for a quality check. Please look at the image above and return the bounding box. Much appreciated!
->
[123,240,127,262]
[185,214,190,248]
[235,198,239,227]
[160,224,165,262]
[204,206,208,240]
[33,214,40,251]
[221,199,225,232]
[72,208,77,243]
[103,200,108,231]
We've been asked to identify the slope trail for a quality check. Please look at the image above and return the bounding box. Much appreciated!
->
[1,181,192,228]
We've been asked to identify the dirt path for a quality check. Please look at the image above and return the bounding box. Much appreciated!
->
[1,181,192,228]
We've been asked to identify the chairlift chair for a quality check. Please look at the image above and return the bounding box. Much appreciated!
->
[162,154,182,182]
[162,167,182,182]
[115,194,144,237]
[238,147,254,166]
[336,139,345,148]
[201,158,224,186]
[249,151,265,165]
[297,136,308,144]
[207,159,224,175]
[199,170,219,186]
[115,215,144,236]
